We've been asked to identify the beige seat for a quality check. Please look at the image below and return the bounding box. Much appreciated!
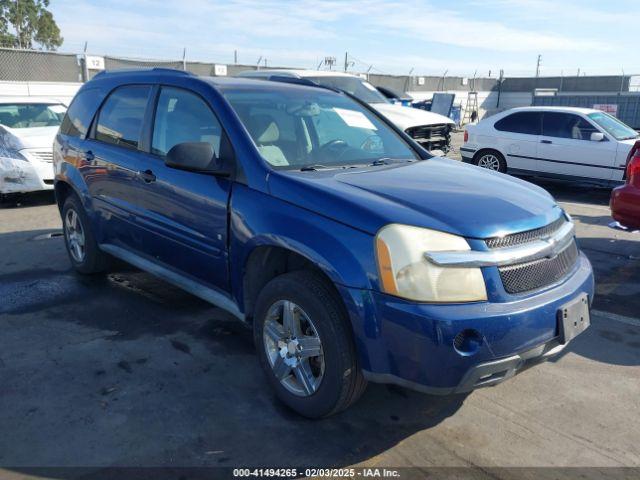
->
[248,114,289,166]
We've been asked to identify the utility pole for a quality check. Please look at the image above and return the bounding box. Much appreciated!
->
[344,52,348,72]
[535,54,542,77]
[182,48,187,71]
[82,41,89,83]
[234,50,238,64]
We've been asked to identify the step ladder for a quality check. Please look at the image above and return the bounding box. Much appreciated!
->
[461,91,479,125]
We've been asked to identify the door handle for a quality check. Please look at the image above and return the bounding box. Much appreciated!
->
[540,139,553,144]
[83,150,95,161]
[138,169,156,183]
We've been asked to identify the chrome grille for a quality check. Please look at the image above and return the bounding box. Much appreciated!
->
[405,123,451,151]
[499,241,579,294]
[30,150,53,163]
[406,123,450,140]
[486,216,566,249]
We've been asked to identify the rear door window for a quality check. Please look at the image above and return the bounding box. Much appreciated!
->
[60,88,103,138]
[94,85,151,150]
[542,112,598,140]
[494,112,542,135]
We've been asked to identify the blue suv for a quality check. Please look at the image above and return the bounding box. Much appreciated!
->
[53,69,594,418]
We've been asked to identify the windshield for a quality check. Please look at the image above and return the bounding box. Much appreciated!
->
[306,76,389,104]
[0,103,67,129]
[223,87,418,170]
[587,112,638,141]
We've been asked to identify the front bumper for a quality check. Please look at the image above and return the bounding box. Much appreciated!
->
[0,151,53,194]
[611,184,640,230]
[342,252,594,394]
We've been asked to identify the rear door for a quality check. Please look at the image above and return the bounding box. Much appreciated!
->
[538,112,618,182]
[493,111,542,174]
[134,85,232,291]
[83,84,153,248]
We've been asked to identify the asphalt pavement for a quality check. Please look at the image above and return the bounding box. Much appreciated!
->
[0,157,639,477]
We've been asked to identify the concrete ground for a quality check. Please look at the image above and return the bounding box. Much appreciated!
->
[1,138,639,477]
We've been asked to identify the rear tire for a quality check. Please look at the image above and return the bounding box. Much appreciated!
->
[253,270,366,418]
[474,150,507,173]
[62,194,110,274]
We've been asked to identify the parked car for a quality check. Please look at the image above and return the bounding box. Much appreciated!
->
[237,69,455,153]
[54,69,594,418]
[611,140,640,229]
[462,106,639,186]
[0,97,67,197]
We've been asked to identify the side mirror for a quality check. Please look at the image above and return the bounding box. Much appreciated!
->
[165,142,229,176]
[590,132,605,142]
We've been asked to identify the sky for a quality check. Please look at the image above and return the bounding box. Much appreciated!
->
[49,0,640,77]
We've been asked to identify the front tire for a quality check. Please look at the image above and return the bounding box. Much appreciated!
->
[62,194,110,274]
[474,150,507,173]
[253,270,366,418]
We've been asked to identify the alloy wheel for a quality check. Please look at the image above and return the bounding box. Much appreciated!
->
[263,300,325,397]
[477,154,501,171]
[64,208,86,262]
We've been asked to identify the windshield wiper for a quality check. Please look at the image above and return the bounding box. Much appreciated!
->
[370,159,389,166]
[300,164,339,171]
[370,158,415,166]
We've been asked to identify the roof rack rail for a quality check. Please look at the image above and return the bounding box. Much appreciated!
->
[92,67,193,80]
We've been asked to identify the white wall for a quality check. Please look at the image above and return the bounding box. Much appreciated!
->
[406,90,533,123]
[0,81,81,105]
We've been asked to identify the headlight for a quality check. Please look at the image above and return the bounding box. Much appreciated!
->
[375,224,487,302]
[0,146,28,162]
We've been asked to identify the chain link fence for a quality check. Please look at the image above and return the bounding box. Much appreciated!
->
[0,47,637,98]
[0,48,83,82]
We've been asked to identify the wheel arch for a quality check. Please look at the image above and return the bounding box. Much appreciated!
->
[473,148,507,171]
[54,164,95,215]
[241,243,347,323]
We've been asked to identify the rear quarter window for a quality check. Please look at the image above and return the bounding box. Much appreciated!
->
[494,112,542,135]
[59,88,104,138]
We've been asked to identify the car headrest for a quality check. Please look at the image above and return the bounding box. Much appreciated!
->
[248,114,279,144]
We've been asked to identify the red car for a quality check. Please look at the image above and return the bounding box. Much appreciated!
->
[611,140,640,229]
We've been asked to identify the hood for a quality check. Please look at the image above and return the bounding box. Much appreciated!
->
[0,125,59,150]
[370,103,455,131]
[268,157,560,239]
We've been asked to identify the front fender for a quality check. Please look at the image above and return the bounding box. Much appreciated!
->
[229,184,378,311]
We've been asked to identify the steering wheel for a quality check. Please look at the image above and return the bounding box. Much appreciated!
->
[319,139,348,151]
[318,139,351,159]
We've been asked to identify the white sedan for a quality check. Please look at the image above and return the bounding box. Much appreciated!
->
[461,106,639,186]
[0,97,67,196]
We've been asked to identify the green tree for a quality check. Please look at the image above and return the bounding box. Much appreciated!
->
[0,0,63,50]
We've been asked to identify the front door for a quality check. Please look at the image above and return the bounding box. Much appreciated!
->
[538,112,618,182]
[134,86,232,292]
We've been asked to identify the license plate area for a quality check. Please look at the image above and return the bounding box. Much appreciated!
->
[557,293,590,344]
